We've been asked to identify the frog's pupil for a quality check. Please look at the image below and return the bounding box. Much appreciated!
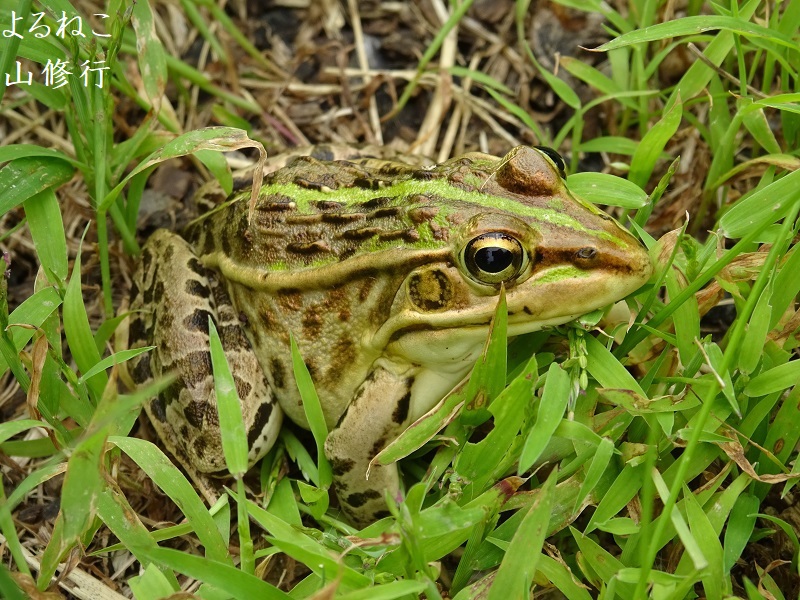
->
[476,246,513,273]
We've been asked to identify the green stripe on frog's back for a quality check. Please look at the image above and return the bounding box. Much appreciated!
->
[255,180,596,230]
[190,186,620,274]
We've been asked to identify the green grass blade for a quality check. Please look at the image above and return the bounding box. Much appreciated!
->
[246,499,372,589]
[38,432,105,588]
[723,493,759,574]
[719,168,800,238]
[573,437,615,513]
[628,97,682,188]
[487,470,556,600]
[63,237,107,401]
[101,127,266,213]
[683,487,724,599]
[567,172,648,209]
[518,362,568,473]
[128,563,176,599]
[0,157,75,216]
[290,334,332,488]
[207,319,249,477]
[594,15,797,52]
[96,488,179,590]
[110,436,231,564]
[744,361,800,397]
[336,580,428,600]
[23,188,68,283]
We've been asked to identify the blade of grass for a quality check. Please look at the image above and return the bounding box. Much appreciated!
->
[290,335,332,488]
[487,469,556,600]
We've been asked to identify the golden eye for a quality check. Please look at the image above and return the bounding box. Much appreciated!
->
[463,233,525,285]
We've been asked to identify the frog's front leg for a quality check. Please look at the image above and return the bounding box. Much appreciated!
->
[127,229,282,496]
[325,364,416,526]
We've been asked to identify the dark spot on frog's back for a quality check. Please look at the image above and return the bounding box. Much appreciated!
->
[186,279,211,299]
[188,257,209,277]
[322,212,364,224]
[331,335,356,369]
[379,228,420,243]
[247,402,275,448]
[345,490,381,508]
[260,308,277,329]
[193,437,206,459]
[371,436,387,458]
[157,306,174,330]
[270,358,286,389]
[342,226,382,241]
[277,288,303,311]
[220,225,234,258]
[354,177,388,190]
[326,286,351,321]
[256,194,295,213]
[179,351,212,386]
[314,200,344,211]
[142,278,156,305]
[199,232,215,257]
[234,377,252,402]
[128,316,147,346]
[301,309,323,338]
[362,196,392,209]
[185,309,214,333]
[305,360,319,382]
[141,247,153,274]
[295,174,338,191]
[393,389,412,424]
[330,457,355,475]
[162,380,183,406]
[407,205,439,224]
[359,278,375,301]
[370,206,402,219]
[410,169,436,181]
[130,350,151,384]
[184,400,206,428]
[287,240,331,255]
[150,396,168,422]
[345,493,367,508]
[154,279,166,302]
[219,324,250,350]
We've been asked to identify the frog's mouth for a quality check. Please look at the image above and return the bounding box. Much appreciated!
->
[375,256,651,366]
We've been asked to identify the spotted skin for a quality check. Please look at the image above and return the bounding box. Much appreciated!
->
[125,145,652,526]
[127,231,282,475]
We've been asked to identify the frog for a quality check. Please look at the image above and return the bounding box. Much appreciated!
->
[125,144,652,526]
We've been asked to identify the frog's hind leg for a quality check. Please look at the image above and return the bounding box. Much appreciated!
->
[325,366,416,526]
[127,229,282,496]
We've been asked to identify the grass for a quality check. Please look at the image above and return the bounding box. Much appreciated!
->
[1,0,799,598]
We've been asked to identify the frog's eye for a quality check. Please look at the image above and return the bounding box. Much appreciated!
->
[463,232,525,285]
[534,146,567,178]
